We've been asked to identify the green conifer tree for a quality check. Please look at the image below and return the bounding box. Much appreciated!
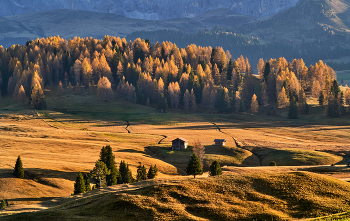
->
[209,160,222,176]
[186,153,203,178]
[157,93,167,112]
[147,165,159,179]
[90,161,110,188]
[0,200,8,209]
[288,97,299,119]
[136,162,147,181]
[13,156,24,179]
[84,173,91,192]
[99,145,121,186]
[319,91,324,106]
[74,172,86,194]
[119,160,133,183]
[239,99,246,112]
[263,61,270,83]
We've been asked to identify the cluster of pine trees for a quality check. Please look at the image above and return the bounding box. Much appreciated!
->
[186,152,222,178]
[0,35,345,117]
[74,145,158,194]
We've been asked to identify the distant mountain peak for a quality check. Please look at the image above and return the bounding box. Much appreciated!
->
[0,0,300,20]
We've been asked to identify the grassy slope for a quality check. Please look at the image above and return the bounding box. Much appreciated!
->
[148,144,258,173]
[1,93,350,219]
[2,172,350,220]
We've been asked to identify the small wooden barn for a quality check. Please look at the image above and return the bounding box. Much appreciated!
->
[214,139,226,146]
[172,138,189,150]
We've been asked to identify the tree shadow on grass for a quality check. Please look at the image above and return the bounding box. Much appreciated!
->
[115,149,145,154]
[7,197,56,202]
[0,168,79,182]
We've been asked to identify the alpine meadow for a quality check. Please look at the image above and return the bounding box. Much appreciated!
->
[1,0,350,220]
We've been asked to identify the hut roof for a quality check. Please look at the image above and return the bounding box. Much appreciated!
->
[172,137,189,142]
[214,139,226,142]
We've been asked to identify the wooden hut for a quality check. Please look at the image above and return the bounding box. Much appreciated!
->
[214,139,226,146]
[172,138,189,150]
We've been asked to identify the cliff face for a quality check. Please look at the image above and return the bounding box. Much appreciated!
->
[0,0,299,20]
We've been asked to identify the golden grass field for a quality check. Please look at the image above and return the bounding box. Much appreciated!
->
[1,93,350,220]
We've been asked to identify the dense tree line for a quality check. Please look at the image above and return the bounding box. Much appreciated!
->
[127,29,350,67]
[0,35,344,117]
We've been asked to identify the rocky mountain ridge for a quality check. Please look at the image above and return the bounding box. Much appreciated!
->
[0,0,299,20]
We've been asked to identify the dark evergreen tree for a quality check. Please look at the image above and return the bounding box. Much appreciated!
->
[326,95,341,118]
[90,161,110,188]
[0,200,8,209]
[84,173,91,192]
[99,145,121,186]
[217,88,230,113]
[226,59,234,81]
[319,92,324,106]
[330,80,341,98]
[13,156,24,179]
[74,172,86,194]
[186,153,203,178]
[136,162,147,181]
[239,99,246,112]
[288,97,299,119]
[147,165,159,179]
[326,80,342,118]
[157,93,167,112]
[119,160,133,183]
[263,61,270,83]
[229,91,236,113]
[209,160,222,176]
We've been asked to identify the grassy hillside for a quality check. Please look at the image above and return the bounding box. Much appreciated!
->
[2,172,350,220]
[1,93,350,219]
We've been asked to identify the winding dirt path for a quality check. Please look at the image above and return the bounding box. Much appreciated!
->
[211,122,263,166]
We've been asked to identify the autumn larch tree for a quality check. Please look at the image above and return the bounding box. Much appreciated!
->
[97,76,113,102]
[277,87,289,108]
[74,172,86,194]
[57,81,64,95]
[250,94,259,114]
[183,89,190,111]
[30,84,46,110]
[17,85,26,104]
[190,89,197,111]
[14,156,24,179]
[209,160,222,176]
[193,140,205,167]
[186,153,203,178]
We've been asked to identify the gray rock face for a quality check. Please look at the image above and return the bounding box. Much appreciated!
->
[0,0,299,20]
